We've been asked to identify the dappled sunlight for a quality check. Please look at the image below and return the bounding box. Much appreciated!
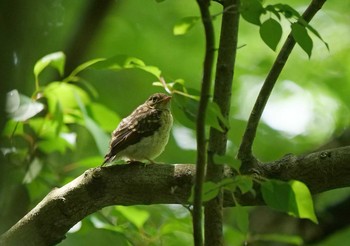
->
[236,78,341,140]
[172,125,197,150]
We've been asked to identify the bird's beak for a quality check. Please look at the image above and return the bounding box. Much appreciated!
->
[163,95,172,102]
[158,95,172,108]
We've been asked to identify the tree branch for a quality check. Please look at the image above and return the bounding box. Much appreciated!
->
[205,0,240,245]
[237,0,328,169]
[2,146,350,246]
[194,0,216,245]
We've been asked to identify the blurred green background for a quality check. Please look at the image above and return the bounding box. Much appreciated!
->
[1,0,350,245]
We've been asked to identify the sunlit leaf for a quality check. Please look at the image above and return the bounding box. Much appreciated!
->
[115,206,150,229]
[137,65,162,79]
[53,101,64,135]
[2,120,23,137]
[90,55,161,79]
[291,22,313,58]
[7,93,44,122]
[65,58,105,82]
[173,16,199,36]
[88,103,121,132]
[241,0,265,25]
[261,179,318,223]
[44,82,91,117]
[75,93,109,156]
[34,51,65,82]
[37,137,70,154]
[290,180,318,223]
[27,118,69,140]
[260,18,282,51]
[60,132,77,146]
[23,158,43,184]
[6,90,20,114]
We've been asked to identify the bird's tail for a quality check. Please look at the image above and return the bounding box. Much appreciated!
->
[101,154,112,167]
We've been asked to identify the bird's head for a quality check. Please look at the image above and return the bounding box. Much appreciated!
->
[146,93,172,110]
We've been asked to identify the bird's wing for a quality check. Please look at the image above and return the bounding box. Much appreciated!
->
[104,108,162,161]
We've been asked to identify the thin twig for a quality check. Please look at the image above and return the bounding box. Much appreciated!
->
[237,0,328,169]
[193,0,216,245]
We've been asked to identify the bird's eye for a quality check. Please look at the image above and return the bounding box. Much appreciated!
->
[151,96,158,102]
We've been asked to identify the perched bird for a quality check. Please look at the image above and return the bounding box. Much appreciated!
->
[102,93,173,165]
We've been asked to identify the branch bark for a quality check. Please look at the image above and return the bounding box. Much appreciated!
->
[1,146,350,246]
[205,0,240,245]
[194,0,216,245]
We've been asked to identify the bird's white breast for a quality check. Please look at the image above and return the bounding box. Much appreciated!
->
[117,110,173,162]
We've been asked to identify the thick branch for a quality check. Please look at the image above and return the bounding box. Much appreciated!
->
[1,146,350,246]
[194,0,216,245]
[237,0,328,167]
[205,0,240,245]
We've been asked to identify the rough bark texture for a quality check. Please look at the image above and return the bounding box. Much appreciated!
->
[1,146,350,245]
[205,0,240,245]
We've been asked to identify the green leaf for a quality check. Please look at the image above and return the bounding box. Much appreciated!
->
[53,101,64,135]
[37,137,71,154]
[206,101,230,132]
[172,93,198,130]
[188,181,220,203]
[214,154,241,171]
[273,4,301,19]
[291,22,313,58]
[2,120,23,137]
[261,179,318,223]
[44,82,91,117]
[265,5,281,20]
[34,52,66,84]
[260,18,282,51]
[6,90,20,114]
[202,181,221,202]
[298,19,329,50]
[290,180,318,223]
[115,206,150,229]
[234,175,253,194]
[241,0,265,26]
[75,93,109,156]
[64,58,106,83]
[88,103,121,132]
[90,55,161,79]
[7,92,44,122]
[23,158,43,184]
[173,16,199,36]
[235,205,249,234]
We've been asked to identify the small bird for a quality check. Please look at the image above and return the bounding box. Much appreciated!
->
[102,93,173,165]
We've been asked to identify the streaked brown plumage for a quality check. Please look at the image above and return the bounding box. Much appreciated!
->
[102,93,173,165]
